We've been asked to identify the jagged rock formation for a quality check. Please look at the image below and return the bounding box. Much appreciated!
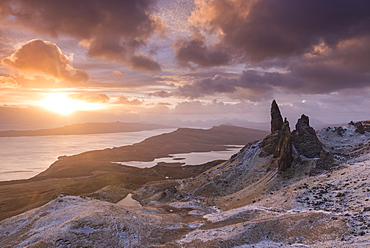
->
[270,100,284,133]
[273,119,293,171]
[292,114,323,158]
[262,102,293,172]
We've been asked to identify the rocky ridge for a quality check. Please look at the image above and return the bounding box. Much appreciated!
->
[1,101,370,247]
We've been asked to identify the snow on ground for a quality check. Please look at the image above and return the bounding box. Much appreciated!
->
[317,124,370,155]
[0,195,169,247]
[1,124,370,247]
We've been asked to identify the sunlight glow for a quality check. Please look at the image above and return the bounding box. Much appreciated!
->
[38,93,102,115]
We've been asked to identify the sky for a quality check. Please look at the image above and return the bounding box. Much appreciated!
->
[0,0,369,130]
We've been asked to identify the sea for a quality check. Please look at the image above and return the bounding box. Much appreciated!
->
[0,129,242,181]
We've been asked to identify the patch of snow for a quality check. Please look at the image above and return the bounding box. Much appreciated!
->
[317,124,370,154]
[204,204,274,223]
[177,224,243,244]
[185,222,204,228]
[188,210,205,215]
[166,224,183,229]
[116,193,141,207]
[235,241,309,247]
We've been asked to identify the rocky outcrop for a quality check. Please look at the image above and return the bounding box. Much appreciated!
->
[259,132,281,157]
[362,120,370,132]
[261,102,293,172]
[349,121,365,134]
[273,119,293,171]
[292,114,322,158]
[354,122,365,134]
[309,150,338,176]
[271,100,284,133]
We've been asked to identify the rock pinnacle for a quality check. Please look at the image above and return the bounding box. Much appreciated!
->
[270,100,284,133]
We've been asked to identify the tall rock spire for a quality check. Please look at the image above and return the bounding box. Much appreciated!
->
[292,114,322,158]
[270,100,284,133]
[273,119,293,171]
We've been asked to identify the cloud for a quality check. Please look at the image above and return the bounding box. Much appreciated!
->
[152,71,276,101]
[70,93,110,103]
[189,0,370,63]
[109,71,123,78]
[169,0,370,97]
[172,99,268,117]
[0,76,20,88]
[173,33,231,68]
[2,39,89,83]
[114,96,143,105]
[129,54,161,72]
[286,36,370,93]
[148,90,174,98]
[169,60,370,101]
[1,0,165,71]
[177,75,238,98]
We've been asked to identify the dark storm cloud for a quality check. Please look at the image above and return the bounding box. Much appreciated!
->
[148,71,278,101]
[1,0,164,71]
[177,75,238,98]
[160,58,370,101]
[130,54,161,72]
[189,0,370,62]
[173,35,231,68]
[171,0,370,96]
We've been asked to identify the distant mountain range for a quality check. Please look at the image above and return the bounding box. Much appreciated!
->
[0,122,171,137]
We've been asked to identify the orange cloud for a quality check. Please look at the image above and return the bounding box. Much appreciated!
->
[109,71,124,78]
[114,96,143,105]
[1,0,165,71]
[0,76,20,88]
[70,93,110,103]
[2,40,89,83]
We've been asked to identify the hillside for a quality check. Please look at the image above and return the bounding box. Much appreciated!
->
[0,125,267,222]
[0,102,369,247]
[34,125,267,178]
[0,122,170,137]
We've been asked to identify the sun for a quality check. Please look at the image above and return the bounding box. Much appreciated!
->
[38,93,102,115]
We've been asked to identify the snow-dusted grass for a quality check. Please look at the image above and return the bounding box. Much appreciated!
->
[318,124,370,154]
[1,124,370,247]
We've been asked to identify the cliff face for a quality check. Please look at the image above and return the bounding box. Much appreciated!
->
[1,101,370,248]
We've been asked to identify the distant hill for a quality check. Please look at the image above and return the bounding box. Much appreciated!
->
[0,122,171,137]
[35,124,269,178]
[0,124,268,222]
